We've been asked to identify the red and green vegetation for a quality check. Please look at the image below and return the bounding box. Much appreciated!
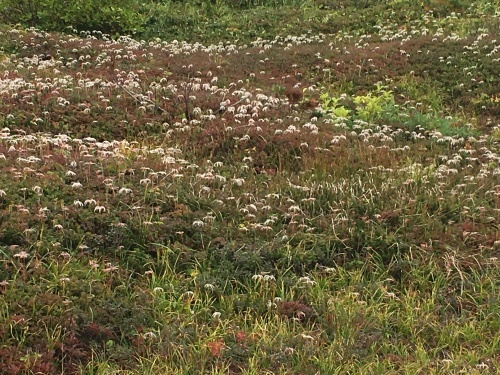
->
[0,0,499,373]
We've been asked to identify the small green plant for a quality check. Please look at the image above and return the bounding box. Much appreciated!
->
[272,84,286,96]
[397,74,445,113]
[352,85,394,122]
[319,92,352,119]
[320,84,395,124]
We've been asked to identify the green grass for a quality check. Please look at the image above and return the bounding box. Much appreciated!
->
[0,0,499,373]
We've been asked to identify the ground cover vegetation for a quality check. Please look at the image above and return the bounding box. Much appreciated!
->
[0,0,499,373]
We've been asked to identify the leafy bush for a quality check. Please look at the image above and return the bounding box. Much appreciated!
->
[0,0,143,35]
[320,84,395,123]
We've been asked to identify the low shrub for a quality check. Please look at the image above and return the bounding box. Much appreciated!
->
[0,0,143,35]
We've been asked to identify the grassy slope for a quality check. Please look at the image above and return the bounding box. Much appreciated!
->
[0,1,499,374]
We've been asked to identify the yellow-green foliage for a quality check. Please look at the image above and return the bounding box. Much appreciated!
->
[320,84,395,123]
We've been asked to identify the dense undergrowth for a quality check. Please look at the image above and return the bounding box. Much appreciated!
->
[0,0,499,374]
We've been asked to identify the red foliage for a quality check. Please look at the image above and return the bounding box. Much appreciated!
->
[207,339,224,357]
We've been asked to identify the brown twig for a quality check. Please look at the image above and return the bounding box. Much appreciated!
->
[113,80,166,113]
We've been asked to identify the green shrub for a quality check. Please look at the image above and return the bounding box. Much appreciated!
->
[320,84,395,123]
[0,0,143,35]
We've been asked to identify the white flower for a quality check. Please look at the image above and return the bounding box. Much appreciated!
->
[232,178,245,186]
[14,251,30,259]
[298,276,315,286]
[103,263,118,273]
[94,205,106,213]
[118,187,132,195]
[267,300,277,309]
[204,284,215,291]
[192,220,204,227]
[263,275,275,282]
[385,292,399,300]
[142,331,157,339]
[182,291,194,299]
[71,182,82,189]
